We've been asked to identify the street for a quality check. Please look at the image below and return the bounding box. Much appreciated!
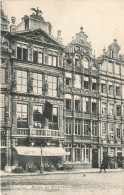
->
[1,172,124,195]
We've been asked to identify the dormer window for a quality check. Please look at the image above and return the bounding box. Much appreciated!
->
[33,50,43,64]
[17,46,28,61]
[33,50,38,63]
[48,55,58,66]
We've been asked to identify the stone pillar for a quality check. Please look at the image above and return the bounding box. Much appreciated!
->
[81,146,84,161]
[59,105,63,132]
[5,127,12,172]
[115,147,117,157]
[90,146,92,162]
[72,147,75,162]
[29,102,33,127]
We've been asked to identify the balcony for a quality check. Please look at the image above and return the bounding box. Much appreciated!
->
[12,129,30,136]
[30,128,64,138]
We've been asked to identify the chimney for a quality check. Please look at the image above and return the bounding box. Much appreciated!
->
[10,16,17,32]
[57,30,63,43]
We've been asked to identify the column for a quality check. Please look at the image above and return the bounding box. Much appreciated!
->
[90,146,92,163]
[98,146,101,167]
[81,146,84,162]
[72,147,75,162]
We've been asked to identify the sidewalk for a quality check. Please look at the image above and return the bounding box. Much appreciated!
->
[1,168,124,177]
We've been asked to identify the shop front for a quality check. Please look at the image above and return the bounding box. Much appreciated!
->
[13,146,70,171]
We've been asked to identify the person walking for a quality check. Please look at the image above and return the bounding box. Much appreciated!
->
[99,160,106,173]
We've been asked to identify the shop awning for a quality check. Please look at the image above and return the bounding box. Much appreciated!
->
[14,146,70,156]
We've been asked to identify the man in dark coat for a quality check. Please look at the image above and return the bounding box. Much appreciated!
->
[99,160,106,173]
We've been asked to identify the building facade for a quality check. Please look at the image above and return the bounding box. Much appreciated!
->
[63,27,100,168]
[1,8,68,172]
[0,8,124,171]
[98,40,124,168]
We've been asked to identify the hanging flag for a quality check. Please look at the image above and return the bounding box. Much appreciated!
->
[43,101,53,120]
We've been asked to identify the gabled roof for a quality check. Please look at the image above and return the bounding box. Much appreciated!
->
[10,28,65,49]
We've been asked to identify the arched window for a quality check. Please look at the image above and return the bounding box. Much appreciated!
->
[83,58,88,69]
[75,55,80,66]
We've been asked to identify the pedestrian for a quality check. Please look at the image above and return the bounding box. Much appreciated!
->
[99,161,106,173]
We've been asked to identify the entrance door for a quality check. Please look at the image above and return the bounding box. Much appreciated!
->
[117,152,122,168]
[1,153,5,170]
[103,151,108,168]
[92,149,98,168]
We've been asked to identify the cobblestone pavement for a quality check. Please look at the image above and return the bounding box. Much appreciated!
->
[1,172,124,195]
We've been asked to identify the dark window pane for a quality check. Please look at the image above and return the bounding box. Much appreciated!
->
[23,48,28,61]
[17,47,22,59]
[33,51,38,63]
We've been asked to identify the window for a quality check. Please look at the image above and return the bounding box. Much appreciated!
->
[101,103,107,114]
[115,64,120,75]
[116,86,120,96]
[83,58,88,69]
[84,77,89,89]
[33,50,38,63]
[109,104,114,115]
[33,105,43,128]
[109,123,114,139]
[116,126,121,139]
[66,119,72,134]
[48,76,57,97]
[0,94,5,121]
[48,55,52,65]
[33,73,42,94]
[74,74,81,88]
[75,56,80,66]
[83,145,90,162]
[109,85,114,95]
[48,107,58,130]
[75,144,81,161]
[92,121,97,136]
[83,97,90,113]
[123,105,124,117]
[1,68,5,83]
[17,47,22,59]
[65,72,72,86]
[17,70,27,92]
[75,119,82,135]
[66,99,72,110]
[92,101,97,114]
[123,125,124,138]
[101,84,107,93]
[84,120,90,135]
[122,85,124,98]
[116,105,121,116]
[102,122,107,136]
[17,104,28,128]
[48,55,57,66]
[75,100,81,111]
[53,56,57,66]
[66,78,71,86]
[38,53,43,64]
[23,48,28,61]
[17,47,28,61]
[92,78,97,90]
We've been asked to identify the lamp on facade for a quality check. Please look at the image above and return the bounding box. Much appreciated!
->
[40,144,44,173]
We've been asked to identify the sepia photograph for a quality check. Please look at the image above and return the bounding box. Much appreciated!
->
[1,0,124,194]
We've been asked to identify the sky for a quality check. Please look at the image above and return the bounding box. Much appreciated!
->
[2,0,124,56]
